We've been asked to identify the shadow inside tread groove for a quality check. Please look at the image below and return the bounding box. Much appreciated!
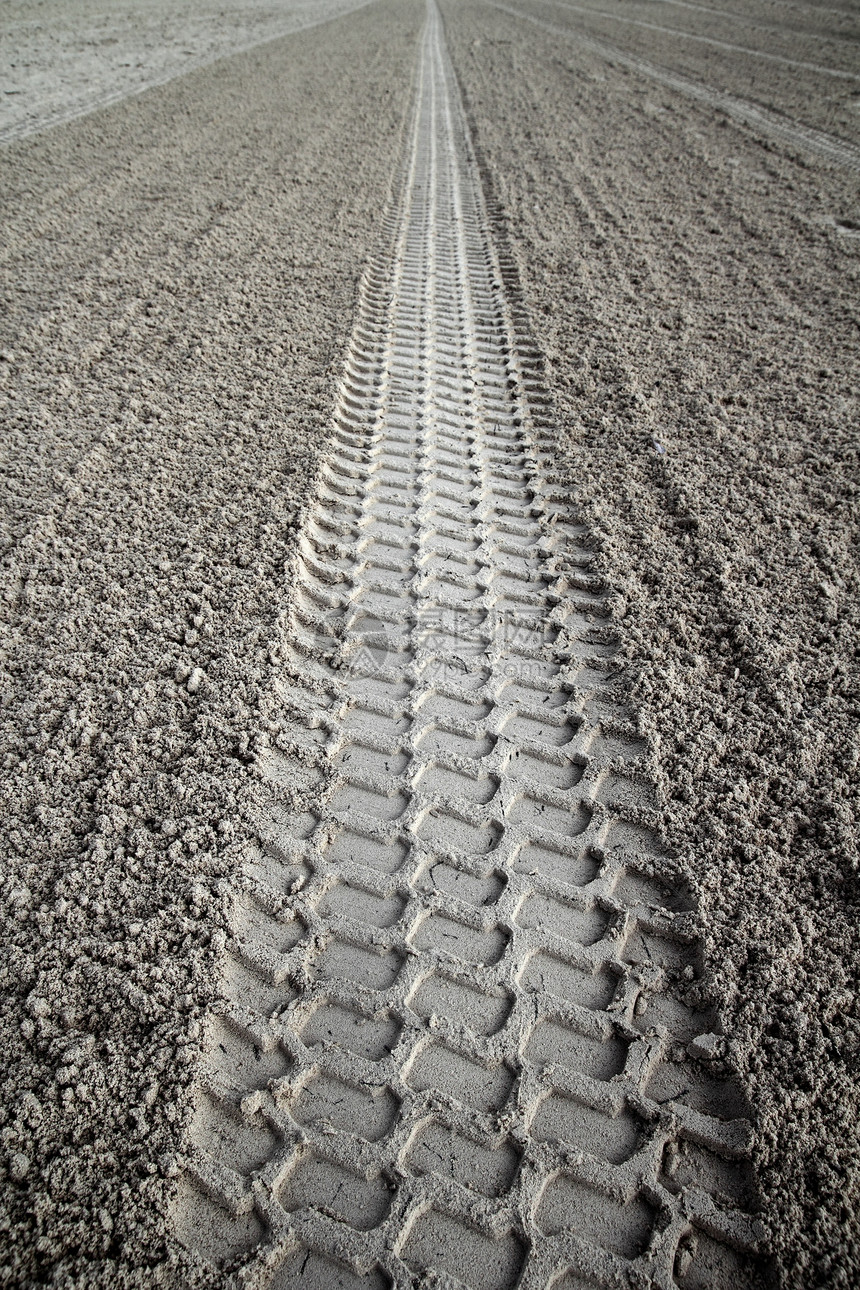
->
[171,3,766,1288]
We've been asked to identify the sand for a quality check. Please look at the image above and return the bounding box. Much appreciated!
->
[0,0,858,1284]
[0,0,375,144]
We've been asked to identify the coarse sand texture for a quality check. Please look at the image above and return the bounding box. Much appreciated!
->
[173,5,766,1287]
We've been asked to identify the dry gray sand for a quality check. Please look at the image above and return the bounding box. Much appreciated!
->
[0,1,424,1282]
[0,0,858,1286]
[0,0,375,143]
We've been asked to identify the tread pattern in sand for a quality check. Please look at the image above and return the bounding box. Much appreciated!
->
[172,5,763,1286]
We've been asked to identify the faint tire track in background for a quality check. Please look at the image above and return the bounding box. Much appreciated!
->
[531,0,860,80]
[488,0,860,172]
[172,2,766,1286]
[0,0,376,146]
[650,0,860,42]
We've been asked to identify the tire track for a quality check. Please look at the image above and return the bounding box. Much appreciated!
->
[488,0,860,172]
[173,3,765,1286]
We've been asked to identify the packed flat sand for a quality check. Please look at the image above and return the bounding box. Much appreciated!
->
[0,0,858,1286]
